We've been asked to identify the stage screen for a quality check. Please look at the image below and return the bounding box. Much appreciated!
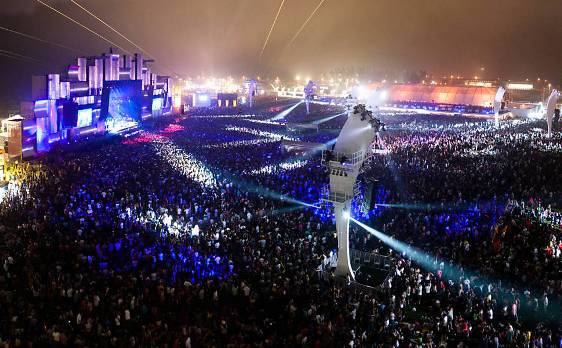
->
[101,80,142,132]
[77,108,93,128]
[152,97,163,112]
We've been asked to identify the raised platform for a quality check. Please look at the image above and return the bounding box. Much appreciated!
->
[281,139,326,153]
[286,122,319,132]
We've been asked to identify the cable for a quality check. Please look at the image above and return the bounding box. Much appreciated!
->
[0,25,86,54]
[259,0,286,60]
[35,0,132,55]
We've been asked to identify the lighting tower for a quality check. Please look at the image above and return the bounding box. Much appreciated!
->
[494,87,506,128]
[248,79,257,107]
[546,89,560,138]
[321,104,386,280]
[303,80,317,114]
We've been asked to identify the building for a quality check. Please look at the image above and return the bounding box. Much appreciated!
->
[0,115,36,160]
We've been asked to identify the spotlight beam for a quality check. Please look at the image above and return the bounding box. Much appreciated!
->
[269,100,303,121]
[312,112,346,125]
[259,0,286,60]
[349,216,562,321]
[350,216,443,272]
[0,25,86,54]
[286,0,327,47]
[35,0,132,55]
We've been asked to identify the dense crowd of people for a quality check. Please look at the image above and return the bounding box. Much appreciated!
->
[0,101,560,347]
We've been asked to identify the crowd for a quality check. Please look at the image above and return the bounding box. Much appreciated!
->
[0,102,560,347]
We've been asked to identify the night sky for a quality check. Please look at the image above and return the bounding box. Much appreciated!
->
[1,0,561,99]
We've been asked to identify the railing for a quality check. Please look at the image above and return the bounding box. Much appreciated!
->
[321,149,368,167]
[350,249,394,270]
[320,184,360,203]
[318,248,395,292]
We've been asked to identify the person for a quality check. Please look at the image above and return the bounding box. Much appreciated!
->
[0,102,560,346]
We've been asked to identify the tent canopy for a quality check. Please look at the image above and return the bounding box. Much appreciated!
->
[383,85,498,107]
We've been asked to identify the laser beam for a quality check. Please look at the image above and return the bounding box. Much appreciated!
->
[0,49,41,63]
[286,0,327,47]
[70,0,151,57]
[0,25,86,54]
[35,0,132,55]
[259,0,286,59]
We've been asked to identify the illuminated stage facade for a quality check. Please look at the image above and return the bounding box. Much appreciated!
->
[16,49,172,158]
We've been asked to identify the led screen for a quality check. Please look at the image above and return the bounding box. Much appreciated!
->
[77,108,93,128]
[101,80,142,123]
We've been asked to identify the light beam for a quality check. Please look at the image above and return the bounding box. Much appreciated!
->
[259,0,286,59]
[0,25,86,54]
[270,100,303,121]
[286,0,327,47]
[35,0,132,55]
[70,0,151,57]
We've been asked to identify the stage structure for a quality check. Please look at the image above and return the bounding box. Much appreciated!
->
[321,104,386,280]
[0,48,175,161]
[546,89,560,138]
[303,80,317,115]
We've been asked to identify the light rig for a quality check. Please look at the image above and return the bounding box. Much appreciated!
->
[321,103,386,280]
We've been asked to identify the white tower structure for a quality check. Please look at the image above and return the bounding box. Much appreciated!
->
[494,87,506,128]
[321,104,385,280]
[546,89,560,138]
[304,80,317,115]
[248,79,257,107]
